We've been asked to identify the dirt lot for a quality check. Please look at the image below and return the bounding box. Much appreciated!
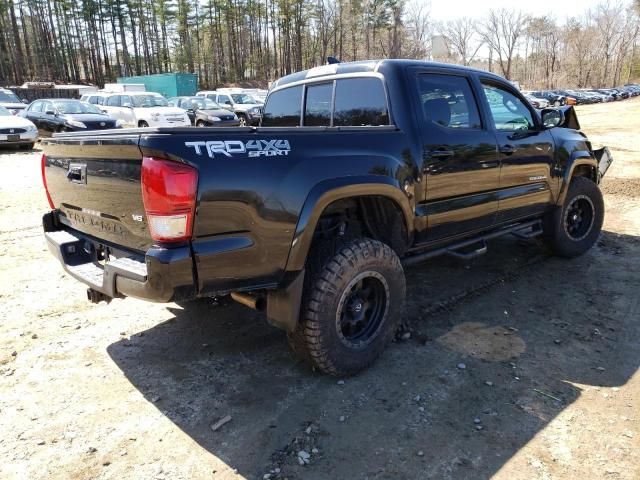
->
[1,99,639,480]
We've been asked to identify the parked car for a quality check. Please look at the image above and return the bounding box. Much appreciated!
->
[523,93,549,109]
[0,88,28,115]
[168,96,240,127]
[551,90,578,105]
[21,99,121,137]
[41,59,613,376]
[530,91,566,107]
[0,105,38,149]
[196,88,263,126]
[84,92,190,128]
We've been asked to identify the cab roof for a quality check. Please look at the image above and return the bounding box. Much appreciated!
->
[272,59,506,89]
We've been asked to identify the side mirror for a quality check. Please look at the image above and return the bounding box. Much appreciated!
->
[541,108,564,129]
[122,103,133,108]
[22,98,29,104]
[45,109,55,115]
[225,100,232,105]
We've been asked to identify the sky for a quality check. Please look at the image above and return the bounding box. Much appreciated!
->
[428,0,612,22]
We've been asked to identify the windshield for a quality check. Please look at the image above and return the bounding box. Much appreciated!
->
[0,90,21,103]
[188,97,221,109]
[230,93,257,105]
[132,95,169,107]
[53,100,103,114]
[0,106,12,116]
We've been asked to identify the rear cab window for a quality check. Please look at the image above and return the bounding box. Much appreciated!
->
[262,76,389,127]
[417,73,481,129]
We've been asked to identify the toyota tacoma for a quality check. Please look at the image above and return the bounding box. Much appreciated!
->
[40,60,613,375]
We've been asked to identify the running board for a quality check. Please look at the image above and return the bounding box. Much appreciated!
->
[511,222,543,240]
[402,219,542,267]
[446,240,487,260]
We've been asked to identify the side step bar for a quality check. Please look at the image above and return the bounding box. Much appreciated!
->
[402,220,542,267]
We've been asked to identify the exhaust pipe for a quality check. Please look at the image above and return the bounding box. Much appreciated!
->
[231,292,265,311]
[87,288,112,304]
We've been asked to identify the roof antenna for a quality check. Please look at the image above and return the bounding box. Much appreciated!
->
[327,56,340,65]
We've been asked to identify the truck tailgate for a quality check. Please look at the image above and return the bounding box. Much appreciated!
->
[42,134,152,252]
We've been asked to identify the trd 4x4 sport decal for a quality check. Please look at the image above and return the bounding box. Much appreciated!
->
[185,139,291,158]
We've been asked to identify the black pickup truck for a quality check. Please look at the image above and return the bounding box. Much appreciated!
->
[41,60,613,375]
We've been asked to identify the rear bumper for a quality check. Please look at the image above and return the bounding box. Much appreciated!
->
[43,213,196,302]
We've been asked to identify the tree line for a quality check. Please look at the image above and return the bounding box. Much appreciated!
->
[0,0,639,90]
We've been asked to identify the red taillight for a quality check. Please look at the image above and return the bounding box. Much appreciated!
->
[41,153,54,209]
[141,156,198,242]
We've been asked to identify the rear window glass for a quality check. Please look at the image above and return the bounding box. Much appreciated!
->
[418,74,481,129]
[262,86,302,127]
[333,78,388,126]
[304,83,332,126]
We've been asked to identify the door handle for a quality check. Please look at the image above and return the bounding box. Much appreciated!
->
[429,149,454,159]
[499,144,518,155]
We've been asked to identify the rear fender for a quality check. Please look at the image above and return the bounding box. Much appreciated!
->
[285,176,414,271]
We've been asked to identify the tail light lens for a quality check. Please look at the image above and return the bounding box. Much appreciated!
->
[41,153,55,209]
[141,156,198,242]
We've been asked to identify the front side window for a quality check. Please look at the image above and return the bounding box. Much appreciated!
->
[261,86,302,127]
[131,95,167,107]
[418,74,481,129]
[482,83,534,131]
[304,83,332,126]
[106,95,120,107]
[333,77,388,126]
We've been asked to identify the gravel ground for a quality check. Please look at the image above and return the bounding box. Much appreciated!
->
[1,99,639,480]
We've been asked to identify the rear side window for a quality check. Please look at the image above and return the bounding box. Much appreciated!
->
[418,74,481,129]
[262,86,302,127]
[30,101,43,112]
[304,83,332,126]
[333,78,388,126]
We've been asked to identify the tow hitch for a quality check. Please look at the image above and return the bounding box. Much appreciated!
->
[87,288,112,304]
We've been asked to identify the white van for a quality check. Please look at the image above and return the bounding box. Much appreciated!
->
[80,92,190,128]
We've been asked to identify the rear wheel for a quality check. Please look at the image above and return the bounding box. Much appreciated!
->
[289,238,405,376]
[539,176,604,258]
[138,120,149,128]
[196,120,206,127]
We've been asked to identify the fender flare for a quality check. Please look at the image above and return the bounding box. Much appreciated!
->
[556,152,597,205]
[285,175,414,271]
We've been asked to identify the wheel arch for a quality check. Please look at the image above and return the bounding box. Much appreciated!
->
[285,176,414,272]
[557,153,598,205]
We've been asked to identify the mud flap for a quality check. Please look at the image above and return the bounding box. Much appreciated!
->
[594,147,613,180]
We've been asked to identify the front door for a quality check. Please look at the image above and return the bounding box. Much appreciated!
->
[478,80,557,222]
[414,71,501,241]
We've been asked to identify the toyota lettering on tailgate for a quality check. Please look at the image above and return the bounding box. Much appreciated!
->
[185,139,291,158]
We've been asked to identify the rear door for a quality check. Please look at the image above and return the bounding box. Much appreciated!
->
[25,101,44,132]
[413,70,500,241]
[478,79,556,222]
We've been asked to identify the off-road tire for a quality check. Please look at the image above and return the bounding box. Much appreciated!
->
[539,176,604,258]
[289,238,405,376]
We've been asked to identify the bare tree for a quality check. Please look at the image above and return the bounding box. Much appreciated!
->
[441,17,483,66]
[481,8,529,80]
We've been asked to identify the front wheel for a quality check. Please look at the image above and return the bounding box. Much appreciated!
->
[539,176,604,258]
[289,238,405,376]
[196,120,206,127]
[237,114,248,127]
[138,120,149,128]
